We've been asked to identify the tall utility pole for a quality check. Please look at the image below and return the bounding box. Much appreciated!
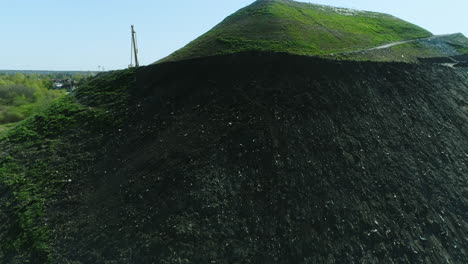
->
[130,25,139,68]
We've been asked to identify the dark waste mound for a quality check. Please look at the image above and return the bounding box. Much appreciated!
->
[452,54,468,62]
[1,52,468,263]
[418,57,456,64]
[455,62,468,68]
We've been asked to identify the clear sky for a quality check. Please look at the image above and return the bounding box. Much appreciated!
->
[1,0,467,71]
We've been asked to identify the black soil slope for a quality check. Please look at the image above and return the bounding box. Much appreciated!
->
[2,53,468,263]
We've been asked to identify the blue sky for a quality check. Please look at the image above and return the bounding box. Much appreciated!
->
[1,0,467,71]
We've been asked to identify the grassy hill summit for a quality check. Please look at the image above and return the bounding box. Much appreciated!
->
[159,0,433,62]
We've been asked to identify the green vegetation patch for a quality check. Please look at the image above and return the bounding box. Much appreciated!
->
[454,45,468,54]
[159,0,432,62]
[0,97,103,262]
[0,69,136,263]
[0,74,65,126]
[443,33,468,54]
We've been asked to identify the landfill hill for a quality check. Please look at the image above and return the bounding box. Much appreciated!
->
[159,0,433,63]
[159,0,468,63]
[1,1,468,264]
[1,52,468,263]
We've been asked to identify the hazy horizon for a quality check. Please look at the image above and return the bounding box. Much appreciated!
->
[2,0,467,71]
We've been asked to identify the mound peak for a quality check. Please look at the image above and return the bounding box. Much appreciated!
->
[158,0,432,63]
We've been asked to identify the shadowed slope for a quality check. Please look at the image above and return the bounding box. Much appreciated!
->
[1,53,468,263]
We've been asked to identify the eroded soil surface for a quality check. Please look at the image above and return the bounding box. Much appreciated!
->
[1,52,468,263]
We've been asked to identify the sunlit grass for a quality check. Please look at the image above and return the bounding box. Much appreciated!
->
[160,0,432,62]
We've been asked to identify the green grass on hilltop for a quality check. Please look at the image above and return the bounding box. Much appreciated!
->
[159,0,432,62]
[447,33,468,54]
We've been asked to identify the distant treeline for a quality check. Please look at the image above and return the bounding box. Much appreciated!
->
[0,73,84,125]
[0,70,98,76]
